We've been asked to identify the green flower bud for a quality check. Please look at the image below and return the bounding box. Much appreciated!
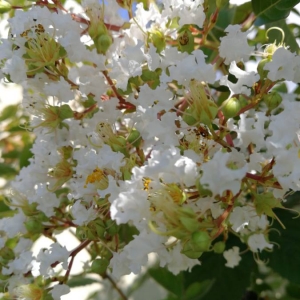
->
[221,97,242,119]
[182,231,211,259]
[91,258,110,275]
[263,91,282,110]
[182,240,203,259]
[25,218,43,234]
[0,247,15,261]
[95,34,113,54]
[213,241,226,253]
[191,231,211,252]
[0,0,11,14]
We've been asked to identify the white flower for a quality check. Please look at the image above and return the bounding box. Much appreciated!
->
[71,201,97,226]
[50,284,70,300]
[247,233,273,252]
[200,150,248,196]
[220,61,259,96]
[223,246,241,268]
[219,24,254,64]
[264,47,296,81]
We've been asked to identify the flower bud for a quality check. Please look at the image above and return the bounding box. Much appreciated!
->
[182,231,211,259]
[213,241,226,253]
[25,217,44,234]
[263,91,282,111]
[95,34,113,55]
[0,0,11,14]
[221,97,242,119]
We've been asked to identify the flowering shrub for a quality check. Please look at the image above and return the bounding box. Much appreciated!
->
[0,0,300,299]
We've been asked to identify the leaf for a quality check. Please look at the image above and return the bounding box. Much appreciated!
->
[0,105,19,121]
[0,163,18,178]
[232,2,253,24]
[254,192,284,227]
[184,280,215,300]
[19,143,33,169]
[252,0,300,25]
[266,210,300,284]
[67,276,99,288]
[149,267,184,297]
[182,234,256,300]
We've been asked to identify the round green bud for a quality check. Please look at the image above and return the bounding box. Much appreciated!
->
[191,231,211,252]
[0,247,15,261]
[263,91,282,110]
[0,0,11,14]
[222,97,242,119]
[91,258,110,274]
[25,218,43,234]
[182,241,203,259]
[213,241,226,254]
[95,34,113,55]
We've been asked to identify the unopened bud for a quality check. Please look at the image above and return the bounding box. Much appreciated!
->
[263,91,282,110]
[222,97,242,119]
[0,0,11,13]
[213,241,226,253]
[95,34,113,55]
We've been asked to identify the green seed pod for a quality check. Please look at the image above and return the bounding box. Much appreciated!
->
[222,97,242,119]
[263,91,282,110]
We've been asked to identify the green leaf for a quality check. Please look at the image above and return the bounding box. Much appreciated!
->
[67,276,99,288]
[19,143,33,169]
[0,105,19,121]
[183,235,256,300]
[185,280,215,300]
[149,267,184,297]
[0,163,18,178]
[252,0,300,25]
[232,2,253,24]
[254,192,284,227]
[266,210,300,284]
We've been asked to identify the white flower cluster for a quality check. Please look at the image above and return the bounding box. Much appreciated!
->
[0,0,300,297]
